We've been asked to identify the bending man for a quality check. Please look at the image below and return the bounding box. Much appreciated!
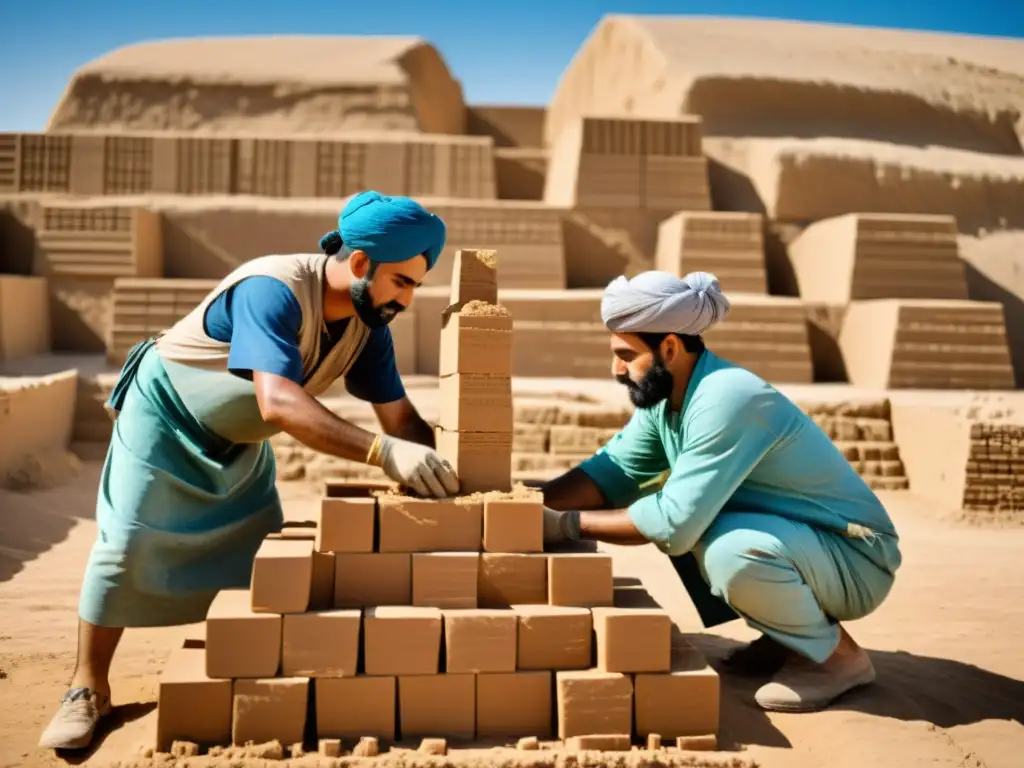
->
[40,191,459,750]
[541,270,901,712]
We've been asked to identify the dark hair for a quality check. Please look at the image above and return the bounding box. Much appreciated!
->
[319,230,344,256]
[636,331,705,357]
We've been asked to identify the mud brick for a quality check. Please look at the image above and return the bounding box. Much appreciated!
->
[157,647,232,751]
[282,609,361,677]
[451,248,498,305]
[398,673,476,740]
[413,553,479,609]
[270,526,334,609]
[439,374,514,432]
[353,736,380,756]
[363,606,443,676]
[334,553,411,607]
[479,554,548,607]
[566,734,631,751]
[555,670,633,739]
[548,553,614,607]
[592,607,672,673]
[232,677,309,746]
[513,423,549,452]
[205,589,281,678]
[251,538,313,614]
[635,644,720,738]
[317,676,396,740]
[377,496,482,552]
[483,497,544,553]
[439,311,513,377]
[317,497,375,553]
[676,734,717,751]
[513,605,592,670]
[443,609,518,673]
[436,429,512,494]
[319,739,341,757]
[476,671,552,739]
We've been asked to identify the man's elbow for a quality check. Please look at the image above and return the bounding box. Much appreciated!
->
[253,373,299,427]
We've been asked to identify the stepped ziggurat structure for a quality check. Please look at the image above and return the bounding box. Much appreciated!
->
[0,14,1023,760]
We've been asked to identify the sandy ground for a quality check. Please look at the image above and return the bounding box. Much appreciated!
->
[0,466,1021,768]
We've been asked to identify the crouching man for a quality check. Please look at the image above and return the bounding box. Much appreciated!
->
[539,270,901,712]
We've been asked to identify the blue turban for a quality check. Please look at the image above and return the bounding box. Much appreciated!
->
[319,190,446,270]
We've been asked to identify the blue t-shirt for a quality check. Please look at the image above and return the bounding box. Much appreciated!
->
[203,275,405,404]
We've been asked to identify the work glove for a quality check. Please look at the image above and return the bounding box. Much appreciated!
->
[543,506,581,545]
[374,435,460,498]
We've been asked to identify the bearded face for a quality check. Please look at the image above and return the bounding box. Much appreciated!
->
[350,275,406,329]
[616,358,674,409]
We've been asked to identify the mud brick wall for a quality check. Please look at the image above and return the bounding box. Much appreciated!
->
[154,485,721,754]
[963,423,1023,514]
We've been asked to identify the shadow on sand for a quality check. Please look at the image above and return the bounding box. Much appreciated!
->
[695,635,1024,734]
[0,463,102,584]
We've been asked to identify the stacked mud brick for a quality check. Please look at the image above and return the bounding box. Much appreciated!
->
[434,249,513,493]
[155,488,720,753]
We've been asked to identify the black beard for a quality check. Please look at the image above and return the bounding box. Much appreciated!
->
[351,279,404,328]
[616,360,674,409]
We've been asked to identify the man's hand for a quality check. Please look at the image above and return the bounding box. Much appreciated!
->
[375,435,460,498]
[543,506,581,545]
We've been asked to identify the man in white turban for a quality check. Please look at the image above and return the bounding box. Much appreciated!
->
[539,270,902,713]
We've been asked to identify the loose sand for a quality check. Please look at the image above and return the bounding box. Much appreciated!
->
[1,460,1021,768]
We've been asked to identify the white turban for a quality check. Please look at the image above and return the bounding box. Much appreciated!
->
[600,270,730,335]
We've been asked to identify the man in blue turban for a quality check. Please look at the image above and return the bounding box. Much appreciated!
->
[538,270,902,714]
[39,191,456,751]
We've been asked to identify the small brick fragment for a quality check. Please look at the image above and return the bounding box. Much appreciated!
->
[317,677,396,740]
[548,554,613,607]
[444,609,517,673]
[483,497,543,552]
[334,553,411,607]
[317,497,375,553]
[513,604,591,670]
[353,736,380,757]
[232,677,308,746]
[677,734,717,751]
[157,648,232,751]
[517,736,539,750]
[419,737,448,755]
[592,607,672,673]
[170,741,199,758]
[477,671,552,739]
[205,589,281,679]
[565,734,631,751]
[479,554,547,607]
[363,606,443,675]
[399,674,475,739]
[556,670,633,739]
[250,538,313,614]
[290,743,305,758]
[282,610,360,677]
[647,733,662,750]
[319,738,342,757]
[413,552,479,609]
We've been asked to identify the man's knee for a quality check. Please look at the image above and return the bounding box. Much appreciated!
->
[699,533,792,612]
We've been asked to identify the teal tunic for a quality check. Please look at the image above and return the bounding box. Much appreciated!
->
[578,349,902,662]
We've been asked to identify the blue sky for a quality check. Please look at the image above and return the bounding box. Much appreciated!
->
[0,0,1021,132]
